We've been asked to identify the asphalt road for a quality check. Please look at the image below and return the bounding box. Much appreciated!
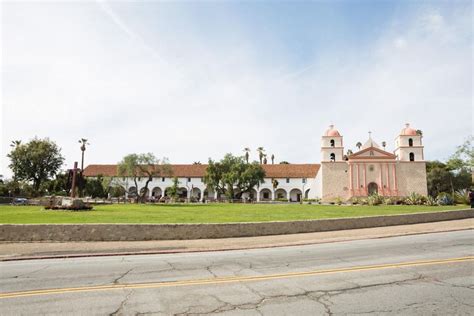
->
[1,230,473,315]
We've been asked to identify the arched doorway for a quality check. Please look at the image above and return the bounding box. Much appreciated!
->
[368,182,378,195]
[151,187,162,198]
[191,187,201,201]
[128,186,137,197]
[259,188,272,201]
[275,188,287,200]
[289,189,302,202]
[304,189,310,199]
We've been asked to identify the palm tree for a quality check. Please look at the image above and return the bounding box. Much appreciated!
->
[382,141,387,150]
[257,147,265,164]
[356,142,362,151]
[271,154,275,164]
[243,147,251,163]
[347,149,353,156]
[263,154,268,165]
[78,138,90,171]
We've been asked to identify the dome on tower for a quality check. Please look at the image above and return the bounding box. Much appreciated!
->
[325,125,341,137]
[401,123,417,136]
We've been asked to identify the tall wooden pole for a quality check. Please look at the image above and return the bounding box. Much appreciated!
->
[70,162,78,198]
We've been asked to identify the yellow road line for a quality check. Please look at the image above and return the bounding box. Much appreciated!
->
[1,256,472,299]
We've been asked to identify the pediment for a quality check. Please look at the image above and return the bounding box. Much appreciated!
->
[348,147,396,160]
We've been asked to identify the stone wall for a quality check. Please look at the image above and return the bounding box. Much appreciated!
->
[321,162,349,201]
[396,162,428,196]
[0,209,471,242]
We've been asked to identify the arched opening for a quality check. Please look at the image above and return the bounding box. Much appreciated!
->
[259,188,272,201]
[408,138,413,147]
[139,187,150,198]
[368,182,378,195]
[330,139,335,147]
[304,189,310,199]
[191,187,201,201]
[242,188,257,202]
[409,152,415,161]
[330,153,336,162]
[151,187,162,198]
[275,188,287,200]
[178,187,188,199]
[128,186,137,197]
[289,188,302,202]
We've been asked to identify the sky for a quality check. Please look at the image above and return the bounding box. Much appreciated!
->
[1,0,472,177]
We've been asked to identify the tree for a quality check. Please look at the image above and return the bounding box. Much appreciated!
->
[78,138,89,172]
[356,142,362,151]
[117,153,170,203]
[279,161,290,164]
[8,137,65,195]
[426,160,472,197]
[244,148,250,163]
[271,154,275,164]
[167,177,180,202]
[263,154,268,164]
[84,174,107,198]
[257,147,265,164]
[204,154,265,200]
[382,141,387,150]
[448,135,473,171]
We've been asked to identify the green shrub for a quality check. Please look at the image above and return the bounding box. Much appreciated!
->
[454,189,469,205]
[425,195,438,206]
[334,196,343,205]
[367,193,384,206]
[436,192,454,206]
[351,197,361,205]
[404,192,426,205]
[383,197,397,205]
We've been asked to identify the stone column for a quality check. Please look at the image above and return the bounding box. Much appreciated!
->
[392,164,398,194]
[356,164,360,195]
[363,164,367,195]
[379,163,383,195]
[386,164,390,195]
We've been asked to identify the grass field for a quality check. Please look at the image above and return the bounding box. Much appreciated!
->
[0,203,467,224]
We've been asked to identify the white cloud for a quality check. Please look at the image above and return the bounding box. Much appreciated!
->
[1,3,472,178]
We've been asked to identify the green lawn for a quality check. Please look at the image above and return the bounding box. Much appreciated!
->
[0,203,467,224]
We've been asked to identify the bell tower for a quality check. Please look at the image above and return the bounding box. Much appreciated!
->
[321,125,344,162]
[394,123,424,161]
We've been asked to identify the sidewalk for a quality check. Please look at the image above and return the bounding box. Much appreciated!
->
[1,218,472,261]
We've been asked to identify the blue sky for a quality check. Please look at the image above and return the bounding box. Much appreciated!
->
[1,0,472,176]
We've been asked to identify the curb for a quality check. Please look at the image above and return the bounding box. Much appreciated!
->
[1,209,472,242]
[1,226,472,262]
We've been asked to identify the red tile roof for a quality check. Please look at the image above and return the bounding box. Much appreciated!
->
[83,164,320,178]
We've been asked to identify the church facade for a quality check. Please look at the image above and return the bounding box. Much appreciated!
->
[83,123,428,202]
[318,124,428,202]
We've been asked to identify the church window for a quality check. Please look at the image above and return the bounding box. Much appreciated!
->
[408,138,413,147]
[162,177,165,182]
[369,165,374,172]
[286,178,290,183]
[302,178,307,183]
[369,151,374,156]
[330,153,336,162]
[330,139,335,147]
[409,152,415,161]
[187,178,191,182]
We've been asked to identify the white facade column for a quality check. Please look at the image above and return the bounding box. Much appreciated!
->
[257,189,261,202]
